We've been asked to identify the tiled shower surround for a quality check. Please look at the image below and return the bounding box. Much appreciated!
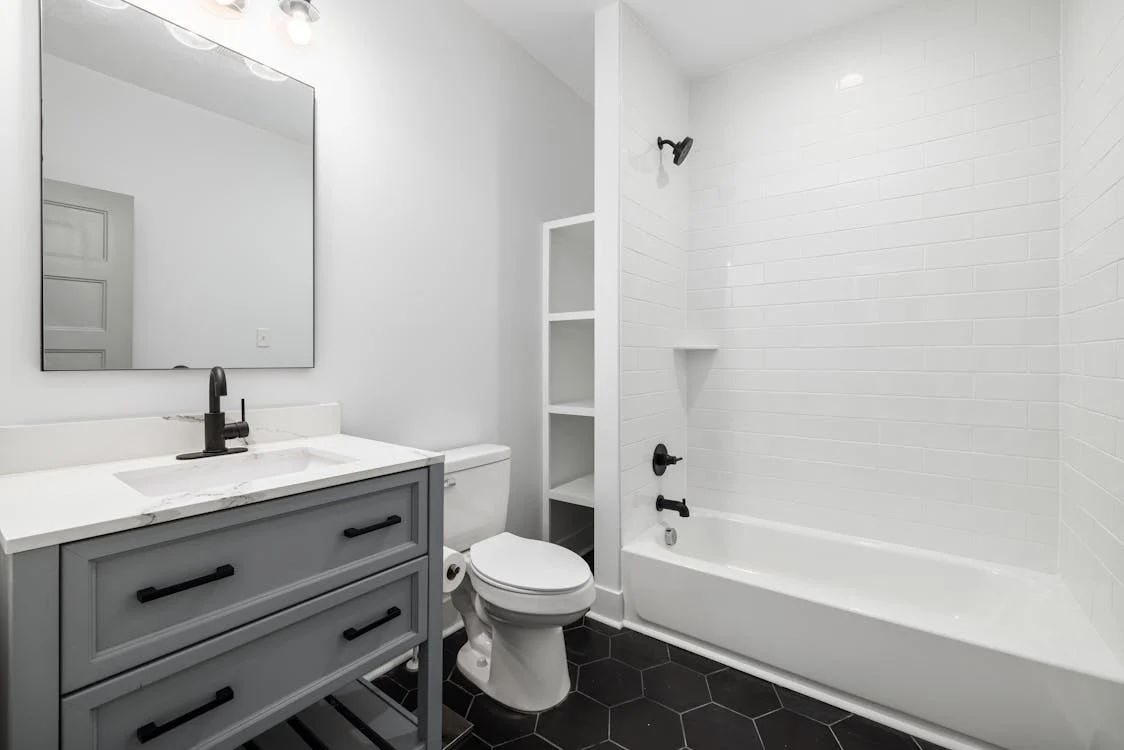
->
[1058,0,1124,662]
[618,0,1124,665]
[684,0,1063,572]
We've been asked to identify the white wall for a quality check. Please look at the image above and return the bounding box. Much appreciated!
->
[1,0,592,538]
[43,54,314,369]
[684,0,1061,570]
[617,5,691,548]
[1059,0,1124,662]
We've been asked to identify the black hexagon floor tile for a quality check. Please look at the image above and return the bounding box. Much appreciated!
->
[372,674,407,704]
[642,662,710,712]
[708,668,781,718]
[609,697,684,750]
[443,680,473,717]
[757,709,841,749]
[568,661,578,693]
[578,658,643,707]
[584,616,622,636]
[466,695,537,746]
[915,740,949,750]
[536,692,609,749]
[455,735,490,750]
[499,736,559,750]
[833,715,918,750]
[611,630,670,669]
[776,686,850,725]
[450,664,483,696]
[434,628,930,750]
[565,626,612,664]
[683,703,764,750]
[668,644,725,675]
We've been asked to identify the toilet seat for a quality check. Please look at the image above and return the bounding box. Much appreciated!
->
[469,532,592,594]
[466,533,596,618]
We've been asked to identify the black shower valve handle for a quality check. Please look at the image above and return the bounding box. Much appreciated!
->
[652,443,683,476]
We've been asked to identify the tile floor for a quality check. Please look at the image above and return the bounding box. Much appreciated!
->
[374,619,948,750]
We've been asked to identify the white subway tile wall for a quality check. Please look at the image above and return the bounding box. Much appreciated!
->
[619,5,690,546]
[1059,0,1124,661]
[683,0,1062,570]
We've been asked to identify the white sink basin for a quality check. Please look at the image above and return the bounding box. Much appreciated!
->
[115,448,354,497]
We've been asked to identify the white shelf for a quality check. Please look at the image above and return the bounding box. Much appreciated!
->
[549,473,594,508]
[548,400,594,417]
[543,212,597,555]
[673,342,718,351]
[549,311,595,322]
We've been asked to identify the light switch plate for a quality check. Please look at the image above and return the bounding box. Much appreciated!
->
[256,328,272,348]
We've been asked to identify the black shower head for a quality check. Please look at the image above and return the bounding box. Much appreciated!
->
[658,136,694,166]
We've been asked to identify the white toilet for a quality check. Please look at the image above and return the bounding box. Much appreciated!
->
[443,444,595,713]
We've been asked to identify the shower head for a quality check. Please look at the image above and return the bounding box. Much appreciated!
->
[658,136,694,166]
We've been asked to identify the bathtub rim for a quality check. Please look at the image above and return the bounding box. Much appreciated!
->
[625,508,1124,685]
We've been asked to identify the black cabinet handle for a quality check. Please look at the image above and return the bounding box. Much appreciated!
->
[136,564,235,604]
[343,514,402,539]
[343,606,402,642]
[136,687,234,744]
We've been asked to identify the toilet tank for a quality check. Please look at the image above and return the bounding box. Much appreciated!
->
[442,444,511,553]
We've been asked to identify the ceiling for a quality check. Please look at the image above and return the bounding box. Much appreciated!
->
[43,0,313,144]
[463,0,907,102]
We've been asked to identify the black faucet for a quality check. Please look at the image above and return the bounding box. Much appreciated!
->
[652,443,682,476]
[656,495,690,517]
[176,367,251,460]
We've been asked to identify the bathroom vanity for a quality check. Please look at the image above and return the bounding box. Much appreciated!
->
[0,430,445,750]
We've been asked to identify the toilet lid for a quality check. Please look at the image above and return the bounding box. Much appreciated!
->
[469,533,592,594]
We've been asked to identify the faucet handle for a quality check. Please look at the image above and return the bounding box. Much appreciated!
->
[241,398,246,424]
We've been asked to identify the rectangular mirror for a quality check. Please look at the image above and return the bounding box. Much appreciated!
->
[40,0,315,371]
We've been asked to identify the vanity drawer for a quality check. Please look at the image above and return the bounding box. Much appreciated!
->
[61,469,428,692]
[61,557,427,750]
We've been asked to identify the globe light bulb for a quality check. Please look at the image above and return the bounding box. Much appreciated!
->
[286,10,313,45]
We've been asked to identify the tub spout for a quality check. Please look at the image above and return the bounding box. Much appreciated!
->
[656,495,690,517]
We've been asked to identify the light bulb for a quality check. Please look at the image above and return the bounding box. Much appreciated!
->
[286,10,312,45]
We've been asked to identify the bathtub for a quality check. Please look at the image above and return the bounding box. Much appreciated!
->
[622,510,1124,750]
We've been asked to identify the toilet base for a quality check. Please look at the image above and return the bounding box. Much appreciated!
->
[456,622,571,713]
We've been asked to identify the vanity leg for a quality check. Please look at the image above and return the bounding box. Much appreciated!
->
[0,546,61,748]
[419,464,445,749]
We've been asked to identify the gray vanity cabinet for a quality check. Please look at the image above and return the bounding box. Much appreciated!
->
[0,463,444,750]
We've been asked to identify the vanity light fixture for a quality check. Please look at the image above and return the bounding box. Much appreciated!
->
[244,58,288,82]
[85,0,129,8]
[164,21,219,51]
[278,0,320,46]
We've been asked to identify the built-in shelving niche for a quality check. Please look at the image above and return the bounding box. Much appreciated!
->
[542,214,595,562]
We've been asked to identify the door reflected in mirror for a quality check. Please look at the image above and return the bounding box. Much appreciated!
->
[40,0,315,370]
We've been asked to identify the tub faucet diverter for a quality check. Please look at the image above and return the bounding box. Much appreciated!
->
[656,495,690,517]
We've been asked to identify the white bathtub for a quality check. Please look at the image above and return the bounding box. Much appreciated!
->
[623,510,1124,750]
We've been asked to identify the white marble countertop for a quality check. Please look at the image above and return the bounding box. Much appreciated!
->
[0,434,443,554]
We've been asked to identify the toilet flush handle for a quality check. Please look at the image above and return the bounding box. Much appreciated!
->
[444,477,457,489]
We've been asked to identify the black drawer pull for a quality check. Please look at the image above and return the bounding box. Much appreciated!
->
[136,564,235,604]
[343,514,402,539]
[136,686,234,744]
[343,606,402,641]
